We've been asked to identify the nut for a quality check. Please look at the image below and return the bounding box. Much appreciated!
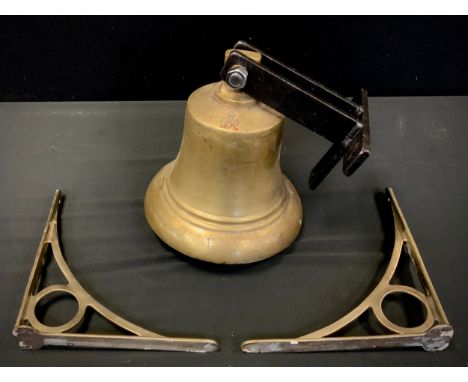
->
[226,65,248,89]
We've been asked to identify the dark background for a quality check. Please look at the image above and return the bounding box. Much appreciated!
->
[1,16,468,101]
[1,15,468,366]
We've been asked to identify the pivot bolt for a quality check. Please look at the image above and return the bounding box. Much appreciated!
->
[227,65,248,89]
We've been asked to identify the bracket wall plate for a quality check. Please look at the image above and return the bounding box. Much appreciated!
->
[12,190,219,352]
[241,188,453,353]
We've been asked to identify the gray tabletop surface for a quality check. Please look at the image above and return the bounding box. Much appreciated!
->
[1,97,467,366]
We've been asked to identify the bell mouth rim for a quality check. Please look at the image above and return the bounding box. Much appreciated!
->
[144,163,303,264]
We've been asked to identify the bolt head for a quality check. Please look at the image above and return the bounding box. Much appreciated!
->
[227,65,248,89]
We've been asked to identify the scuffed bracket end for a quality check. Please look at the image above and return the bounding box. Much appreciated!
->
[241,324,453,353]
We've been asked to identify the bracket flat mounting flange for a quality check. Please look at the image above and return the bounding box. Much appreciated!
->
[12,190,219,352]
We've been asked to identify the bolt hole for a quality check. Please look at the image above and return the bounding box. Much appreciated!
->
[229,74,243,87]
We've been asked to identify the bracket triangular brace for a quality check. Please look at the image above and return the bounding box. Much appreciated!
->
[242,188,453,353]
[12,190,218,352]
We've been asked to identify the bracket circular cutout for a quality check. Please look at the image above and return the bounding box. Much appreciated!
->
[26,284,87,334]
[373,285,434,334]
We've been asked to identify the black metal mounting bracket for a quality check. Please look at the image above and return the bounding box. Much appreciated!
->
[220,40,370,190]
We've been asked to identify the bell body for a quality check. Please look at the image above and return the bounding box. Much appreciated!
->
[144,81,302,264]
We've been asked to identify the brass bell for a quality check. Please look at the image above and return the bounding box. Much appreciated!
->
[145,42,370,264]
[145,53,302,264]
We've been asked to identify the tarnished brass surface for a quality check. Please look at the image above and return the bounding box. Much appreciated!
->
[242,188,453,353]
[144,81,302,264]
[12,190,218,352]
